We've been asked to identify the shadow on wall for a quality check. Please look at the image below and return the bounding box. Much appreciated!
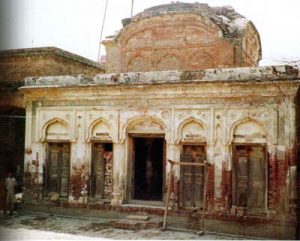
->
[0,107,25,186]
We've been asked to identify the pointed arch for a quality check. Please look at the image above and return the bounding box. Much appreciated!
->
[121,115,166,142]
[189,51,214,70]
[127,55,150,72]
[87,117,112,142]
[41,118,70,141]
[228,117,268,144]
[156,54,181,71]
[176,117,207,143]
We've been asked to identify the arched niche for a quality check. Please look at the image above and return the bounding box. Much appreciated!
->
[189,51,214,70]
[177,117,207,143]
[156,54,181,71]
[121,115,166,142]
[127,56,149,72]
[232,119,267,144]
[42,118,70,141]
[87,118,112,142]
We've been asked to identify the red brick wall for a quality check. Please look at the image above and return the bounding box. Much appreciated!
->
[206,164,214,209]
[0,50,103,84]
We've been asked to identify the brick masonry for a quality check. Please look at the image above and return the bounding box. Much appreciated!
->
[103,2,261,73]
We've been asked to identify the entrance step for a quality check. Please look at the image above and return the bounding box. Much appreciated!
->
[113,216,162,230]
[126,215,150,221]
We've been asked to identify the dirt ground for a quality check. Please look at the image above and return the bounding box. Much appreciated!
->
[0,210,244,240]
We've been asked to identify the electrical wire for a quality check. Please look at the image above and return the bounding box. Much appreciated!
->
[97,0,109,64]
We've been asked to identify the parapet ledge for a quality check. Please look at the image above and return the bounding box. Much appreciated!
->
[22,65,300,88]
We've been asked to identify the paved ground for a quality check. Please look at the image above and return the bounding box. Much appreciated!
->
[0,210,244,240]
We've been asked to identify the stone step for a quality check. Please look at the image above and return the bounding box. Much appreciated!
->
[126,215,149,221]
[113,216,163,230]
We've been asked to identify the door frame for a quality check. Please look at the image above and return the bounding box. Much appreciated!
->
[45,141,71,198]
[128,133,166,205]
[90,141,113,200]
[179,142,207,209]
[232,143,268,213]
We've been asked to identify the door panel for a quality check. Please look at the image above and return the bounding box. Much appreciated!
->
[248,146,265,211]
[234,145,266,212]
[47,143,70,197]
[92,143,105,199]
[180,145,205,208]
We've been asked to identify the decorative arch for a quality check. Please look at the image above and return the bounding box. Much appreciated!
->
[176,117,207,143]
[121,115,166,142]
[127,55,150,72]
[156,54,181,71]
[41,118,70,141]
[189,51,214,70]
[228,117,268,144]
[87,117,112,142]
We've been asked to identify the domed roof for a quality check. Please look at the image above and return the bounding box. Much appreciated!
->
[130,2,250,37]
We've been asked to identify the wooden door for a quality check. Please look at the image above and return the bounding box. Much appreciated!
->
[46,143,70,197]
[233,145,266,212]
[180,145,205,208]
[91,143,106,199]
[248,146,266,212]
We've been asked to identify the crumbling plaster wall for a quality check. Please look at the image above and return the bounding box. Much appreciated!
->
[22,76,298,214]
[104,12,260,73]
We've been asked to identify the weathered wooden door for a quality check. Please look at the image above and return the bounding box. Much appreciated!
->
[233,145,266,213]
[46,143,70,197]
[180,145,205,208]
[91,143,106,199]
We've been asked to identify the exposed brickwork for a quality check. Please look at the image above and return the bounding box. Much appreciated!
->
[104,151,113,199]
[220,162,233,209]
[103,3,261,73]
[268,151,278,208]
[206,164,214,209]
[0,47,103,85]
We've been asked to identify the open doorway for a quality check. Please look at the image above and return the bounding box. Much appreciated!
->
[133,137,164,201]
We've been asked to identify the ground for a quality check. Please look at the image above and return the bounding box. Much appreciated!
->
[0,210,244,240]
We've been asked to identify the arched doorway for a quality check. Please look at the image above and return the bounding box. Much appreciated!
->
[231,120,267,213]
[177,118,207,208]
[126,116,166,204]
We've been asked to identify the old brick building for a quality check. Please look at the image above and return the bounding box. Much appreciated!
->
[7,2,300,239]
[103,3,261,73]
[0,47,103,190]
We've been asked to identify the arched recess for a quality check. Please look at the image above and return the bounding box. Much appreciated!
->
[41,118,70,141]
[156,54,181,71]
[123,115,167,202]
[122,115,166,141]
[189,51,214,70]
[127,56,150,72]
[87,117,112,142]
[229,118,268,145]
[88,118,114,200]
[176,117,208,208]
[176,117,207,144]
[230,118,268,213]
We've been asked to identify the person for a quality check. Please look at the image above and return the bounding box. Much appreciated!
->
[5,172,17,215]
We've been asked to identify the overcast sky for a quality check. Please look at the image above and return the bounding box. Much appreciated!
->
[0,0,300,65]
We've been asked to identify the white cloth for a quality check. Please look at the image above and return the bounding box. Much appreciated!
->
[5,177,17,194]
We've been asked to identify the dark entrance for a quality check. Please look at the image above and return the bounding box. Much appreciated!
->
[0,107,25,187]
[133,137,164,201]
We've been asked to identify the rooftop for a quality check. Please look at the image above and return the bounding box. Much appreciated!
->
[0,47,102,69]
[22,65,300,89]
[120,2,251,38]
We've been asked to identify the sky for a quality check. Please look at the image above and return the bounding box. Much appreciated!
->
[0,0,300,65]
